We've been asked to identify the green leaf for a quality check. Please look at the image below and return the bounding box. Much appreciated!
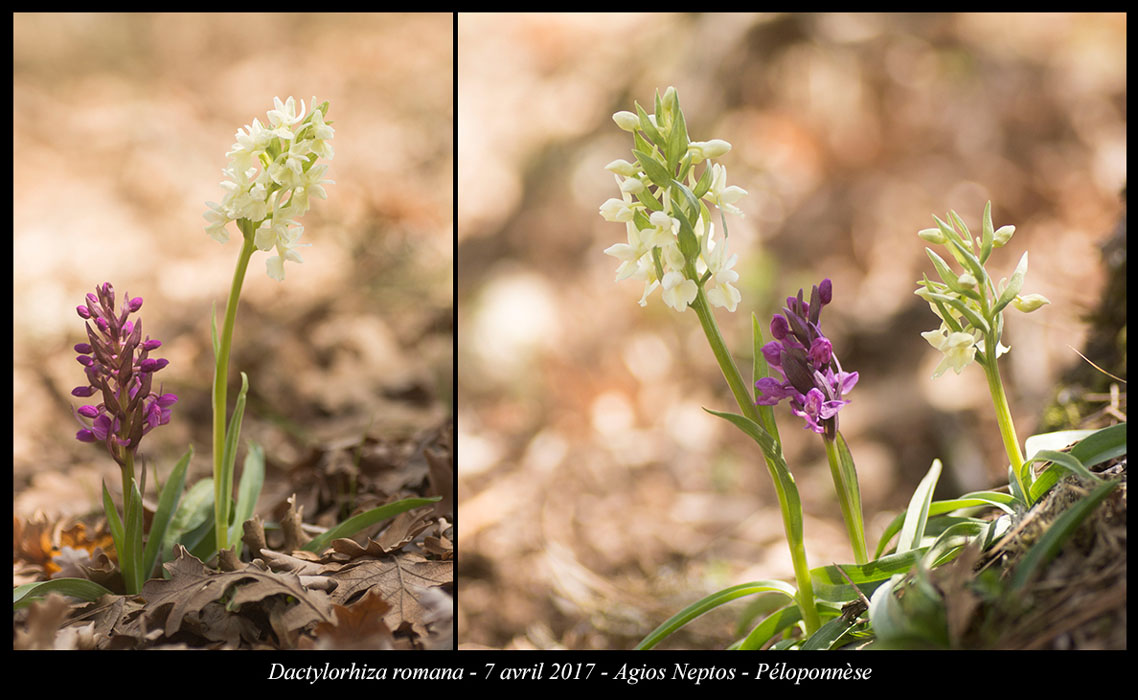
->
[947,210,974,250]
[14,578,114,610]
[751,314,782,451]
[669,179,702,226]
[874,490,1017,559]
[634,186,662,212]
[1011,477,1120,589]
[692,162,713,199]
[123,481,145,593]
[736,604,803,650]
[925,248,964,293]
[801,613,860,650]
[979,201,994,263]
[809,549,927,602]
[945,234,989,292]
[142,446,192,581]
[932,214,967,253]
[1026,424,1125,502]
[634,102,664,147]
[898,459,942,555]
[992,251,1028,315]
[924,520,986,568]
[633,149,673,189]
[228,442,265,559]
[923,289,990,335]
[831,431,867,564]
[217,371,250,545]
[101,481,124,565]
[301,496,442,554]
[674,207,701,265]
[162,477,215,564]
[867,566,949,649]
[665,104,688,171]
[636,580,797,650]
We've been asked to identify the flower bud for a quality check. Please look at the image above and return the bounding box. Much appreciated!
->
[770,314,789,340]
[604,159,640,178]
[918,228,946,245]
[1012,293,1050,313]
[619,177,645,195]
[957,272,977,289]
[612,111,640,132]
[77,305,92,319]
[599,198,634,223]
[992,225,1016,247]
[818,278,833,305]
[688,139,732,163]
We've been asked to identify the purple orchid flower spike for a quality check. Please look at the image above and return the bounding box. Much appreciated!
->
[755,278,857,438]
[72,283,176,466]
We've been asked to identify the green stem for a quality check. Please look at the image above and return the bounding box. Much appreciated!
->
[982,336,1027,501]
[119,452,140,594]
[213,227,257,553]
[823,434,868,565]
[690,290,821,635]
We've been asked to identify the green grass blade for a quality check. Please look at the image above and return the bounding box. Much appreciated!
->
[801,613,859,650]
[14,578,114,610]
[141,446,192,580]
[737,604,802,650]
[301,496,442,554]
[636,580,797,650]
[228,442,265,558]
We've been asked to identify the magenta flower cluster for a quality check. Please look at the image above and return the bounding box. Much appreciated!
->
[755,279,858,437]
[72,283,176,464]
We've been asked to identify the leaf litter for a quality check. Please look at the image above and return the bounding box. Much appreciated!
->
[13,422,453,650]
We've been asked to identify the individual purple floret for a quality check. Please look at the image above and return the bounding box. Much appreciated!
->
[755,278,857,437]
[72,282,176,465]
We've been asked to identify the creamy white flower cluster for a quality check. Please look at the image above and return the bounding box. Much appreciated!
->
[915,202,1049,377]
[204,96,335,281]
[601,87,747,313]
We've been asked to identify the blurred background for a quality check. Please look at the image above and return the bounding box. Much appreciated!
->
[14,15,453,526]
[457,13,1125,649]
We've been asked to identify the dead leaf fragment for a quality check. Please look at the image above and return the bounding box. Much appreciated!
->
[142,545,335,643]
[329,552,453,639]
[302,589,395,650]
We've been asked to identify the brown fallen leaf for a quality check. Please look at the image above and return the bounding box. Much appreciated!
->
[301,589,395,650]
[142,545,335,643]
[328,552,453,639]
[13,593,71,650]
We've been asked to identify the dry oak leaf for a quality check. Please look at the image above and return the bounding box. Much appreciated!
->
[328,552,452,639]
[301,589,396,650]
[142,545,334,640]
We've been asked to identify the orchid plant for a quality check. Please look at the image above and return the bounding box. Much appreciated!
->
[601,88,1125,651]
[16,97,440,611]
